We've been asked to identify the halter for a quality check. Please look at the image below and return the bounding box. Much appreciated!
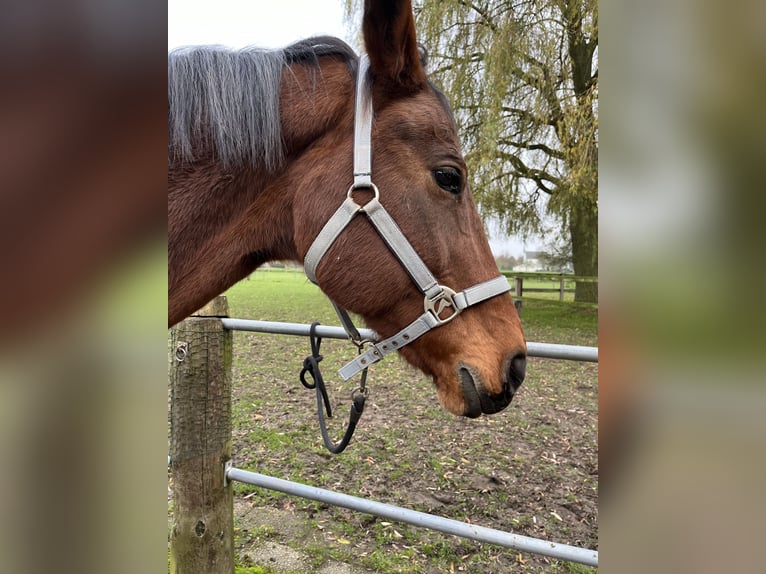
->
[304,54,511,383]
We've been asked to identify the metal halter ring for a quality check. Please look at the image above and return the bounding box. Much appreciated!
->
[424,286,460,326]
[353,338,376,354]
[346,182,380,206]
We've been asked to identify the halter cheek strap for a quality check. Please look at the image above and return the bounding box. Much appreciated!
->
[304,54,511,381]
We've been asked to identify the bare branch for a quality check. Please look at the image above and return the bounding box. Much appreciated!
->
[499,138,566,160]
[498,151,561,191]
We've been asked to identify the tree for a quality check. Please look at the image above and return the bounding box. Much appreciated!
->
[347,0,598,301]
[494,253,521,270]
[539,242,574,272]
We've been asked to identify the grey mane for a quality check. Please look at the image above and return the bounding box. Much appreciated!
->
[168,36,357,171]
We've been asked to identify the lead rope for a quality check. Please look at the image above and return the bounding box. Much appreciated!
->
[300,322,368,454]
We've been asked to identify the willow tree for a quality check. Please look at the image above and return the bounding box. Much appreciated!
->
[347,0,598,301]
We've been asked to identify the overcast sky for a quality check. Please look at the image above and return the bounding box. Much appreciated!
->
[168,0,539,256]
[168,0,353,50]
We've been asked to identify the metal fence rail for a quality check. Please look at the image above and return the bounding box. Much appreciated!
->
[214,316,599,567]
[220,318,598,362]
[226,466,599,567]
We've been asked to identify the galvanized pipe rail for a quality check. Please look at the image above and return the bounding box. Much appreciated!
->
[214,315,599,567]
[225,467,599,567]
[221,318,598,362]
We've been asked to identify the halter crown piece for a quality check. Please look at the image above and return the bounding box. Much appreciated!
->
[304,54,511,381]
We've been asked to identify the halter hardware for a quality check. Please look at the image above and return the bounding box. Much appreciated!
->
[348,182,379,201]
[425,286,459,326]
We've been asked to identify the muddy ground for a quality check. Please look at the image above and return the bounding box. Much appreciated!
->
[223,312,597,573]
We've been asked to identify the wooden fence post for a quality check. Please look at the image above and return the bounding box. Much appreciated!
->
[514,277,523,315]
[169,296,233,574]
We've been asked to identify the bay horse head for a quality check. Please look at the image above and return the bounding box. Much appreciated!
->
[168,0,526,418]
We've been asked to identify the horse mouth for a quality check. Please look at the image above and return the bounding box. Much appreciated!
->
[459,367,483,418]
[458,366,514,418]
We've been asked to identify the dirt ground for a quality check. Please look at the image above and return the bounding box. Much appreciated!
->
[225,328,598,573]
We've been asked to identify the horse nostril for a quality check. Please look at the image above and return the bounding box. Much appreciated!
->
[509,353,526,391]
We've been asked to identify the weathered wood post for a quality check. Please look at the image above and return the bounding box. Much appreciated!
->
[169,296,233,574]
[514,276,523,315]
[559,277,566,302]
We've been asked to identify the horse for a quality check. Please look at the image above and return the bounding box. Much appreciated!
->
[168,0,526,418]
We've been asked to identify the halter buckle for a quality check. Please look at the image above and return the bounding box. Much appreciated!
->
[424,286,460,326]
[353,338,376,354]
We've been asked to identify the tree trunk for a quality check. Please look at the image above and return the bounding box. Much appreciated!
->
[570,198,598,303]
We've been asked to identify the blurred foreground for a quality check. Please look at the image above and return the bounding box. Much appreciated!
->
[0,2,167,574]
[600,0,766,571]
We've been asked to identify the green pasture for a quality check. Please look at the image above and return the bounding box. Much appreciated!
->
[229,268,597,344]
[212,269,598,573]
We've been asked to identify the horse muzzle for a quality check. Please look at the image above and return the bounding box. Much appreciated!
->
[458,354,526,418]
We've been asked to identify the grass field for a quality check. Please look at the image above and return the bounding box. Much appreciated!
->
[175,270,598,573]
[247,267,598,306]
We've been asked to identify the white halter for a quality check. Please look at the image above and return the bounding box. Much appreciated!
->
[304,54,511,381]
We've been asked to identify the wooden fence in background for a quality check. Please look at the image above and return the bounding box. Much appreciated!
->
[499,271,598,313]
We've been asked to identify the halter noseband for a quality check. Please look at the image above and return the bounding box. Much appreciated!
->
[304,54,511,381]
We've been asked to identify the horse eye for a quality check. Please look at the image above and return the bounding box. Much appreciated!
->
[432,168,463,195]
